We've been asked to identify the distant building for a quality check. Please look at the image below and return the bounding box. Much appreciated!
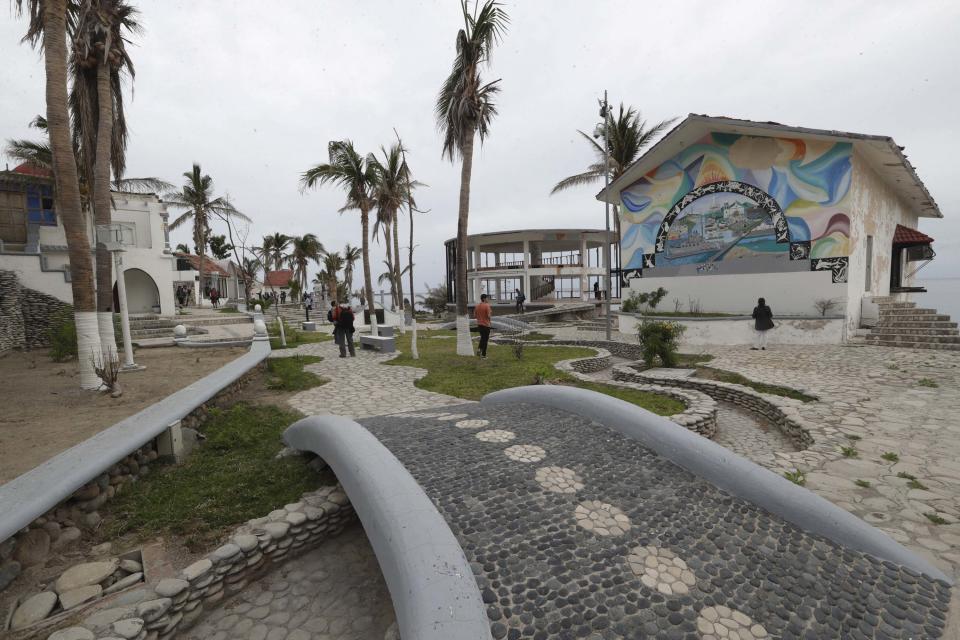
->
[263,269,294,295]
[444,228,617,304]
[173,253,235,305]
[599,115,942,336]
[0,163,177,315]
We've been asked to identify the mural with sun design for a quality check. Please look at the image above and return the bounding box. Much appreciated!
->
[618,133,851,280]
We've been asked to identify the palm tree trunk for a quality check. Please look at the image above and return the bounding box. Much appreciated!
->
[613,204,622,297]
[44,0,102,388]
[455,126,475,356]
[407,202,417,358]
[360,206,377,335]
[392,207,404,311]
[93,57,117,357]
[197,220,206,306]
[383,216,396,308]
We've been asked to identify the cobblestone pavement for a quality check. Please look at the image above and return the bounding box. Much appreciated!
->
[271,339,465,417]
[180,523,395,640]
[361,402,952,639]
[713,403,797,460]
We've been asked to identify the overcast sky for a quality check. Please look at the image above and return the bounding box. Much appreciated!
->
[3,0,958,295]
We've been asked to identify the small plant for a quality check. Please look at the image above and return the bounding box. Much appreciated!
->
[512,333,526,360]
[621,287,668,314]
[687,297,703,315]
[47,309,78,362]
[673,298,682,313]
[854,479,871,488]
[925,513,950,525]
[93,349,122,397]
[886,363,899,371]
[840,446,858,458]
[813,298,840,316]
[636,320,686,368]
[783,469,806,486]
[906,479,928,490]
[896,471,917,481]
[881,452,900,463]
[845,434,862,441]
[917,378,939,388]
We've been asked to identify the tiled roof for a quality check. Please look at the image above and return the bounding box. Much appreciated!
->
[892,225,934,245]
[175,253,230,276]
[264,269,294,287]
[13,162,52,178]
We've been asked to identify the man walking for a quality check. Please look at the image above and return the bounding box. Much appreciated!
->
[475,293,492,359]
[334,302,356,358]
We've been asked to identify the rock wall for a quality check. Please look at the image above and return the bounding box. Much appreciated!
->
[0,271,26,353]
[0,270,71,353]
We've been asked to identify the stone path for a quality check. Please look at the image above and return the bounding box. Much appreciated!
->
[713,403,797,460]
[359,401,952,639]
[272,340,465,418]
[180,523,395,640]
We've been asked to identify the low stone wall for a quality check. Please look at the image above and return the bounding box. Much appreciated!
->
[22,288,71,350]
[0,270,26,354]
[23,485,354,640]
[613,364,815,449]
[0,367,263,597]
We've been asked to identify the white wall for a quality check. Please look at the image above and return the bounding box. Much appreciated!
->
[0,253,73,302]
[624,270,845,316]
[618,313,844,346]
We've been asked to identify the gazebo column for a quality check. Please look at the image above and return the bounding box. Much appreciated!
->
[580,237,589,301]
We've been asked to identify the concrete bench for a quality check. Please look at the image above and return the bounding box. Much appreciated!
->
[377,325,395,338]
[360,335,396,353]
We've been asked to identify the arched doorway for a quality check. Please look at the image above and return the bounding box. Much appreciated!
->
[113,268,160,314]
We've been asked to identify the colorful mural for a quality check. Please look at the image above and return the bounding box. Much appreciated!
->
[619,134,851,281]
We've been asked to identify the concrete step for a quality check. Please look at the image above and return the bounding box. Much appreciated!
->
[128,320,179,330]
[177,316,253,327]
[867,339,960,351]
[870,328,960,337]
[877,301,917,309]
[876,320,958,329]
[129,326,205,338]
[865,333,960,344]
[879,313,952,322]
[879,307,939,316]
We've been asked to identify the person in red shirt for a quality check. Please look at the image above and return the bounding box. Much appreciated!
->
[474,293,493,359]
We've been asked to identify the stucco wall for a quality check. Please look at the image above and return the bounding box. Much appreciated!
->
[618,313,844,346]
[0,253,73,302]
[846,153,921,332]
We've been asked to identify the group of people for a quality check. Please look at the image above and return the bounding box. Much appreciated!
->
[327,300,356,357]
[257,290,287,304]
[175,285,192,309]
[202,285,222,308]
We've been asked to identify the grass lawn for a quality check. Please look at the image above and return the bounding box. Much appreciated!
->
[266,355,326,391]
[100,403,324,549]
[695,366,817,402]
[269,323,333,349]
[517,332,554,341]
[388,330,684,415]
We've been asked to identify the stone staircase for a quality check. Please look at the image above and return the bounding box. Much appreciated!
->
[266,303,327,328]
[864,299,960,350]
[126,314,204,340]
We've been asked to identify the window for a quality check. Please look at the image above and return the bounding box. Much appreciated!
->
[26,185,56,225]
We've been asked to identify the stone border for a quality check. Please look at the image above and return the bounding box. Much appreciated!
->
[283,415,493,640]
[613,364,815,449]
[480,385,952,585]
[0,338,271,547]
[32,485,355,640]
[552,351,718,438]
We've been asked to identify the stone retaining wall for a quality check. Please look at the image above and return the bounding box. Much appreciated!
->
[613,364,815,449]
[0,368,263,597]
[0,270,72,354]
[24,485,354,640]
[0,270,26,354]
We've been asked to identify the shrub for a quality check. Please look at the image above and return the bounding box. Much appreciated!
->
[881,452,900,463]
[854,479,871,488]
[783,469,806,486]
[48,309,77,362]
[636,319,686,367]
[918,378,938,388]
[840,446,858,458]
[621,287,668,314]
[248,297,272,311]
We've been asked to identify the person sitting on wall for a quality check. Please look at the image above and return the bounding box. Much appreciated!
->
[751,297,775,351]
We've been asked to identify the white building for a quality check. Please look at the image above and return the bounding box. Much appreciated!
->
[0,164,177,315]
[443,228,617,305]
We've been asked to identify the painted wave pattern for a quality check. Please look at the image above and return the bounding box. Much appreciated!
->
[620,134,852,270]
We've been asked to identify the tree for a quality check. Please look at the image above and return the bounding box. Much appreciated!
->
[287,233,324,293]
[342,243,361,300]
[551,103,675,279]
[420,283,449,317]
[322,251,344,302]
[372,204,397,308]
[16,0,104,389]
[258,233,290,273]
[207,234,233,260]
[436,0,508,355]
[164,164,248,305]
[301,141,380,333]
[174,242,190,254]
[240,256,261,299]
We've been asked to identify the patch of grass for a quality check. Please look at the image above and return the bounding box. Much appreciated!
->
[517,332,555,341]
[784,469,806,486]
[269,323,333,349]
[845,434,862,441]
[906,479,928,491]
[881,452,900,463]
[265,355,325,391]
[925,513,950,526]
[896,471,917,481]
[840,446,858,458]
[695,367,817,402]
[886,363,899,371]
[219,307,241,313]
[101,403,323,549]
[917,378,939,388]
[854,479,871,488]
[631,352,714,371]
[388,331,684,416]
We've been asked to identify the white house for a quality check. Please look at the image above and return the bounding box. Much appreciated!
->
[0,163,177,315]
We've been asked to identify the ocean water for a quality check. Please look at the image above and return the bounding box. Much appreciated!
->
[919,278,960,320]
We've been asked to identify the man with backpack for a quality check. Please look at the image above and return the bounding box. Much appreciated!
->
[334,302,356,357]
[515,288,526,314]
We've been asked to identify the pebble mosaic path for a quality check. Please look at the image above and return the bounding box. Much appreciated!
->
[360,401,953,639]
[180,523,396,640]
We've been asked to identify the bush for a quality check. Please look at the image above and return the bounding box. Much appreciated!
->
[636,319,686,367]
[249,297,272,311]
[621,287,668,314]
[48,310,77,362]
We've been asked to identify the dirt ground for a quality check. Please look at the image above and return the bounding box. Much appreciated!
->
[0,346,248,483]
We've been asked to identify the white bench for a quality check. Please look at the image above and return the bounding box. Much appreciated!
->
[359,335,396,353]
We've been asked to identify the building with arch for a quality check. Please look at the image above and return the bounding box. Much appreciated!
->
[444,228,617,305]
[599,115,944,337]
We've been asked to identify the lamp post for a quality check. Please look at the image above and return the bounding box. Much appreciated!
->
[596,90,613,340]
[96,223,143,371]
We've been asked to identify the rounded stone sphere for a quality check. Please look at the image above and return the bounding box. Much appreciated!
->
[173,324,187,338]
[253,318,267,335]
[254,304,263,313]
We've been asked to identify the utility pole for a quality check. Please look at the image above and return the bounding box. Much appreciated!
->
[600,90,613,340]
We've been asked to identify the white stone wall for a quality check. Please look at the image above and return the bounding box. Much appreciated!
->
[0,253,73,302]
[618,313,844,346]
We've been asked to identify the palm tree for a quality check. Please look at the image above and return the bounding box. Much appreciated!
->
[322,251,344,302]
[287,233,324,294]
[342,243,361,297]
[16,0,104,389]
[70,0,140,353]
[240,256,261,299]
[436,0,508,355]
[258,232,290,273]
[372,204,396,306]
[551,103,676,279]
[301,141,380,333]
[164,164,248,305]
